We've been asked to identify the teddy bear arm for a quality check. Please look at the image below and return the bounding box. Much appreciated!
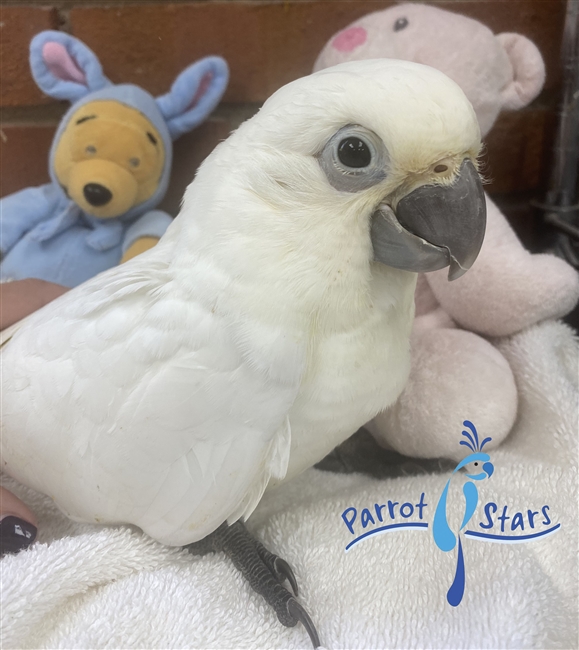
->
[121,236,160,263]
[425,196,579,336]
[120,209,173,262]
[369,328,517,459]
[426,197,526,322]
[0,184,62,256]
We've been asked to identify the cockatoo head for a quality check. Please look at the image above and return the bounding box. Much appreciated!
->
[220,59,485,281]
[454,452,494,481]
[454,421,494,480]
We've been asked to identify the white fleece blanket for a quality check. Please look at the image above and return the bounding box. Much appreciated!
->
[1,320,577,649]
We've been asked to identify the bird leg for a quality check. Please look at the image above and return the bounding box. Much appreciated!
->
[186,521,321,648]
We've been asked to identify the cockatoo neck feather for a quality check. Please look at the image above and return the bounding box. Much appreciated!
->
[169,143,410,336]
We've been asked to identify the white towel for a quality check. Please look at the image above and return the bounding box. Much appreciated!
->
[1,319,577,649]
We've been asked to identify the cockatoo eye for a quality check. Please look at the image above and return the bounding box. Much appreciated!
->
[338,137,371,168]
[318,124,389,193]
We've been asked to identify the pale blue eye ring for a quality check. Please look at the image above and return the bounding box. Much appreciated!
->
[318,124,389,193]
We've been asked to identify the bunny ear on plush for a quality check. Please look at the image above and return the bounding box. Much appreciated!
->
[30,30,111,102]
[156,56,229,140]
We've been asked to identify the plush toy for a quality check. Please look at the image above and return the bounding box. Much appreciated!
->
[315,3,579,459]
[0,31,229,288]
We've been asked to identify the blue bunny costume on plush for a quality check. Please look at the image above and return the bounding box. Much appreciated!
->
[0,32,229,287]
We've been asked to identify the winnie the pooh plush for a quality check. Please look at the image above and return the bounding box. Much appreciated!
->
[315,4,579,459]
[0,31,229,287]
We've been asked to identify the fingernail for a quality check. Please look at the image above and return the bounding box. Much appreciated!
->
[0,516,37,556]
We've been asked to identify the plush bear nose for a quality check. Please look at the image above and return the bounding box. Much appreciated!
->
[83,183,113,207]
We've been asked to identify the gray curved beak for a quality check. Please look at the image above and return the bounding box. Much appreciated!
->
[370,159,486,280]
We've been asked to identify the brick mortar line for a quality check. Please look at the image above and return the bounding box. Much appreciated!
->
[0,102,261,125]
[0,103,67,123]
[0,0,380,6]
[0,98,558,120]
[0,103,558,125]
[2,0,558,4]
[0,0,386,5]
[55,6,72,33]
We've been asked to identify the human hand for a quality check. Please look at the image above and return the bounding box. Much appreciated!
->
[0,488,37,556]
[1,279,68,555]
[0,278,69,330]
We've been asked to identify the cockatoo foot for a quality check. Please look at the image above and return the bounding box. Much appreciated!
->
[186,521,321,648]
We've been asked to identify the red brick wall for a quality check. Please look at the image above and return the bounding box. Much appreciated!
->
[0,1,567,247]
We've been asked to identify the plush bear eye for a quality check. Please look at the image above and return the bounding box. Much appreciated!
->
[85,145,97,154]
[129,157,141,168]
[394,17,409,32]
[338,137,372,168]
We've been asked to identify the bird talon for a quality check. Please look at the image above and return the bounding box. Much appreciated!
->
[274,557,299,596]
[287,598,321,649]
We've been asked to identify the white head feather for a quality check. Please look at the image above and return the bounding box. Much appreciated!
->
[167,59,480,327]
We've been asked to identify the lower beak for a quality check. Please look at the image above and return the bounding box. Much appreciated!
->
[370,159,486,280]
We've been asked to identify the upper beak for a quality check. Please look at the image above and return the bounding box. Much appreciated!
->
[482,461,494,478]
[370,159,486,280]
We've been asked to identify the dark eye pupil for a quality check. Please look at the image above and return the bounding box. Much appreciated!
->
[474,463,478,466]
[338,137,371,168]
[394,17,409,32]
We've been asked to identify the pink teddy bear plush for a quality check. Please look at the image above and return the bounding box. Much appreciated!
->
[315,3,579,459]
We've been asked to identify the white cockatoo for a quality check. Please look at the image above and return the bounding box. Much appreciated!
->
[1,59,485,645]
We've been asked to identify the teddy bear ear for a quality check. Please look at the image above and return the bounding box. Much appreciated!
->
[29,30,111,102]
[155,57,229,140]
[495,32,546,110]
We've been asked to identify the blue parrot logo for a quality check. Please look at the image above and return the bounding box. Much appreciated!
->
[433,421,494,607]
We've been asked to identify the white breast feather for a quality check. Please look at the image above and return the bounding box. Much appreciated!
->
[1,250,301,546]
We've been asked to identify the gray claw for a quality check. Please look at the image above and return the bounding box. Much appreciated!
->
[287,598,321,649]
[274,557,299,596]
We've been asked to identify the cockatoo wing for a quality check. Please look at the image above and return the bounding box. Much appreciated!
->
[0,309,44,348]
[1,253,304,546]
[433,478,456,552]
[459,481,479,531]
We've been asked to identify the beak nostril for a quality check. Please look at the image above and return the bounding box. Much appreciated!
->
[83,183,113,207]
